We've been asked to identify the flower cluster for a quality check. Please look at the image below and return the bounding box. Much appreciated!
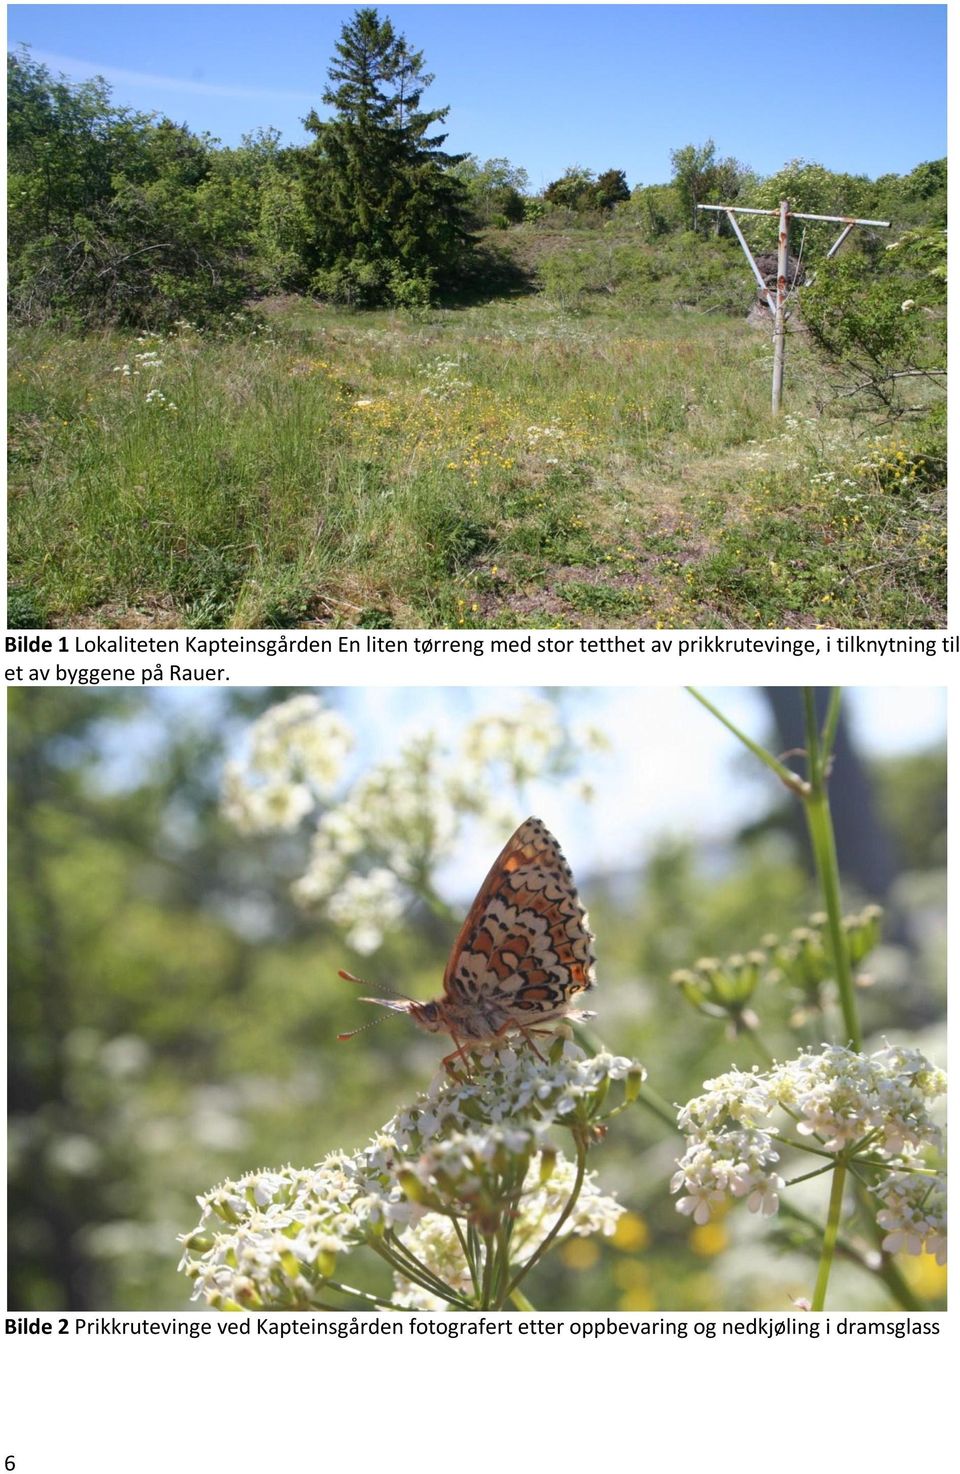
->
[390,1042,643,1143]
[291,729,462,950]
[178,1153,411,1309]
[770,905,882,1023]
[112,348,165,379]
[671,907,885,1032]
[672,1043,946,1257]
[222,694,606,953]
[526,419,567,446]
[393,1155,624,1309]
[526,417,568,465]
[224,309,273,338]
[144,388,178,412]
[855,435,931,495]
[134,349,164,371]
[222,695,353,834]
[671,951,766,1031]
[324,867,406,955]
[875,1172,946,1265]
[179,1042,644,1310]
[419,355,472,401]
[459,707,606,794]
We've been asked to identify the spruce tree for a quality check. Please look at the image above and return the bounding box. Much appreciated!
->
[301,7,468,305]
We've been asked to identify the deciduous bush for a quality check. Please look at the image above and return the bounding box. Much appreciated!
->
[801,227,946,410]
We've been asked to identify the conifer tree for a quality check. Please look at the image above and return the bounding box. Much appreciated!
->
[301,7,468,305]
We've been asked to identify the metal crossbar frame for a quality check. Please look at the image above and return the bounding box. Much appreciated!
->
[698,205,890,226]
[696,200,891,412]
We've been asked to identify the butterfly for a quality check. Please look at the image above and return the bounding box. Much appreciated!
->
[338,817,597,1071]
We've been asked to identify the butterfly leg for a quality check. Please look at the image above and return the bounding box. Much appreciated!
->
[441,1033,475,1076]
[518,1026,550,1063]
[493,1020,550,1063]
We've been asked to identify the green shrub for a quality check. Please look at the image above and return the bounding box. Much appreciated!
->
[801,228,946,408]
[310,257,434,309]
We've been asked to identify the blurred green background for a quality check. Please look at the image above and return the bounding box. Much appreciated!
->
[7,686,947,1311]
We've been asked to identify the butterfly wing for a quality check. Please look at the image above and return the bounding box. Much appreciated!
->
[442,816,596,1025]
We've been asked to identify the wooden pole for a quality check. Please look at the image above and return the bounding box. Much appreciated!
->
[771,198,789,414]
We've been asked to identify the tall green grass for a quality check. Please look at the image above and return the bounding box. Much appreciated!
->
[8,298,945,628]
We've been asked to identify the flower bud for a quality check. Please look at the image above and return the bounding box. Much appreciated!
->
[180,1231,214,1254]
[845,904,883,965]
[209,1191,243,1226]
[397,1168,429,1203]
[234,1278,261,1308]
[491,1139,511,1175]
[673,948,766,1022]
[315,1249,337,1279]
[671,968,708,1010]
[624,1065,645,1104]
[539,1145,558,1183]
[280,1248,303,1281]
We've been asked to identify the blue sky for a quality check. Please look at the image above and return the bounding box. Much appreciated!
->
[96,687,946,887]
[9,4,946,187]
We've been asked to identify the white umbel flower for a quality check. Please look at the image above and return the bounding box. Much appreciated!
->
[673,1043,946,1249]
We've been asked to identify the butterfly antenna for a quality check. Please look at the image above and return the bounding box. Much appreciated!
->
[337,1013,397,1043]
[337,969,416,1003]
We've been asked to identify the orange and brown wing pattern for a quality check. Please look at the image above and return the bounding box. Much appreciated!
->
[442,817,596,1022]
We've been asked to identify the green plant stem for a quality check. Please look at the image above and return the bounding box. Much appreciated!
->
[467,1223,482,1287]
[811,1161,847,1310]
[779,1199,922,1311]
[450,1213,480,1297]
[820,688,842,762]
[501,1135,587,1304]
[770,1131,840,1161]
[801,725,861,1047]
[690,685,859,1046]
[687,687,809,793]
[481,1232,496,1308]
[324,1278,412,1311]
[494,1221,512,1306]
[370,1241,452,1305]
[784,1162,838,1187]
[386,1234,472,1306]
[371,1235,472,1310]
[855,1159,941,1175]
[492,1178,523,1305]
[802,690,823,782]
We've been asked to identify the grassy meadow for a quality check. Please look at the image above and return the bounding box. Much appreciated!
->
[8,288,946,629]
